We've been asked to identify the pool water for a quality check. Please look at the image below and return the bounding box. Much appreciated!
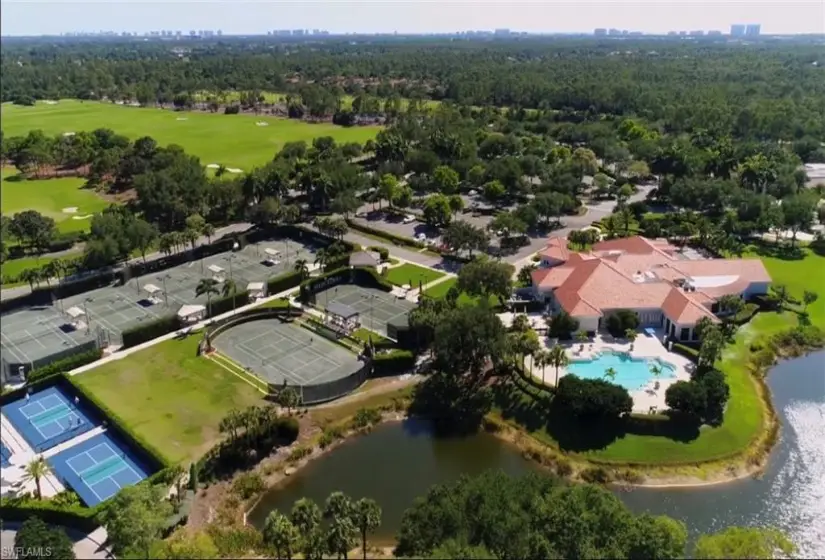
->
[566,351,675,390]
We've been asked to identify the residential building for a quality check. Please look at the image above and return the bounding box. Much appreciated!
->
[745,24,761,36]
[730,24,746,36]
[531,236,771,341]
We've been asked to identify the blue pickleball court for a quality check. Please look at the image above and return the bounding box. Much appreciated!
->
[2,386,97,452]
[48,432,152,507]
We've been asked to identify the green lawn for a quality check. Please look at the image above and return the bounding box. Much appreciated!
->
[423,277,500,308]
[73,336,264,464]
[2,100,381,170]
[1,168,109,234]
[1,253,78,283]
[384,263,445,288]
[500,245,825,467]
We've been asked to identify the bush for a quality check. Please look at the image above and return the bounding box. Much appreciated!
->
[554,458,573,477]
[230,473,264,500]
[579,466,612,484]
[319,425,345,448]
[26,348,103,383]
[733,303,759,325]
[373,349,416,376]
[368,245,390,261]
[604,309,640,337]
[208,290,250,318]
[276,416,300,443]
[351,407,382,429]
[224,105,240,114]
[121,314,180,348]
[287,446,312,462]
[671,343,699,362]
[266,269,303,295]
[554,375,633,420]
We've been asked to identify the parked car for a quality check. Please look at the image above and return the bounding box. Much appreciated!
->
[415,233,427,241]
[402,215,416,224]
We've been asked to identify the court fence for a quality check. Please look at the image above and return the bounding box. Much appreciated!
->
[1,337,100,382]
[0,223,359,316]
[299,265,395,303]
[206,306,374,405]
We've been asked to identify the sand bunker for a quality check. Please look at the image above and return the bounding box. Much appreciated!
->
[44,100,58,105]
[62,207,78,214]
[72,214,93,220]
[255,121,269,127]
[176,117,188,121]
[206,163,220,169]
[226,168,243,174]
[62,132,76,137]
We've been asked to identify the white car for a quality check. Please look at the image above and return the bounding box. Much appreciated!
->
[415,233,427,241]
[402,215,416,224]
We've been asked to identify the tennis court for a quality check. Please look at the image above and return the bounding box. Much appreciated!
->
[214,319,362,387]
[48,431,152,507]
[0,304,97,376]
[0,237,320,354]
[313,284,415,337]
[2,386,97,452]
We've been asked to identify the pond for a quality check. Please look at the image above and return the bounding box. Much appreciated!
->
[248,351,825,556]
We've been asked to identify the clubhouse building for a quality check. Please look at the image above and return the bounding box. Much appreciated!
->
[531,236,771,341]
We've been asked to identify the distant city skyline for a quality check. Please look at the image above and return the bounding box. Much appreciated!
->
[1,1,824,37]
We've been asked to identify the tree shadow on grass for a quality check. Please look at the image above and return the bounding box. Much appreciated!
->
[748,240,806,261]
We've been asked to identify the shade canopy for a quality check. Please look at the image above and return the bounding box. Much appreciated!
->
[264,248,281,257]
[143,283,161,295]
[208,264,224,274]
[177,304,206,318]
[247,282,265,291]
[326,301,359,320]
[66,306,85,319]
[349,251,379,268]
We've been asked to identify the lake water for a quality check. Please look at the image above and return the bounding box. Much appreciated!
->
[248,351,825,555]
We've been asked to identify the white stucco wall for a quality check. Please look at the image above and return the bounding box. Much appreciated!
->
[575,315,600,332]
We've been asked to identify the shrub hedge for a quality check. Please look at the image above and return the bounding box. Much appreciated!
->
[266,269,303,295]
[207,290,250,318]
[121,314,180,348]
[671,343,699,362]
[346,219,427,249]
[367,245,390,261]
[26,348,103,383]
[373,349,416,376]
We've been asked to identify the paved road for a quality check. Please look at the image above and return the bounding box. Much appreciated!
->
[1,522,112,559]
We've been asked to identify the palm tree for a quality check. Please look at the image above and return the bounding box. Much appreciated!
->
[19,268,41,291]
[802,290,818,313]
[314,248,331,272]
[603,367,618,382]
[263,511,300,560]
[649,363,663,390]
[222,278,238,312]
[548,345,569,387]
[196,278,220,317]
[182,228,200,252]
[353,498,382,560]
[202,222,216,245]
[291,498,322,535]
[294,258,310,280]
[625,328,638,350]
[22,456,50,499]
[535,350,551,385]
[771,284,790,311]
[215,164,228,178]
[158,232,176,256]
[575,330,588,351]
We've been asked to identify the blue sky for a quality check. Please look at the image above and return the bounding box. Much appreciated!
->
[2,1,823,37]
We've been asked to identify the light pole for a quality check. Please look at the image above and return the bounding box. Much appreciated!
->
[83,301,91,334]
[285,239,291,266]
[158,274,170,307]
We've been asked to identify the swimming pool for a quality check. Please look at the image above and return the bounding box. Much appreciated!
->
[566,350,676,391]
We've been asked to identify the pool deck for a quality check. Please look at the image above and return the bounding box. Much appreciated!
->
[526,328,693,414]
[0,413,66,498]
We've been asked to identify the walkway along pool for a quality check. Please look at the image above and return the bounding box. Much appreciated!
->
[247,351,825,555]
[566,350,676,390]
